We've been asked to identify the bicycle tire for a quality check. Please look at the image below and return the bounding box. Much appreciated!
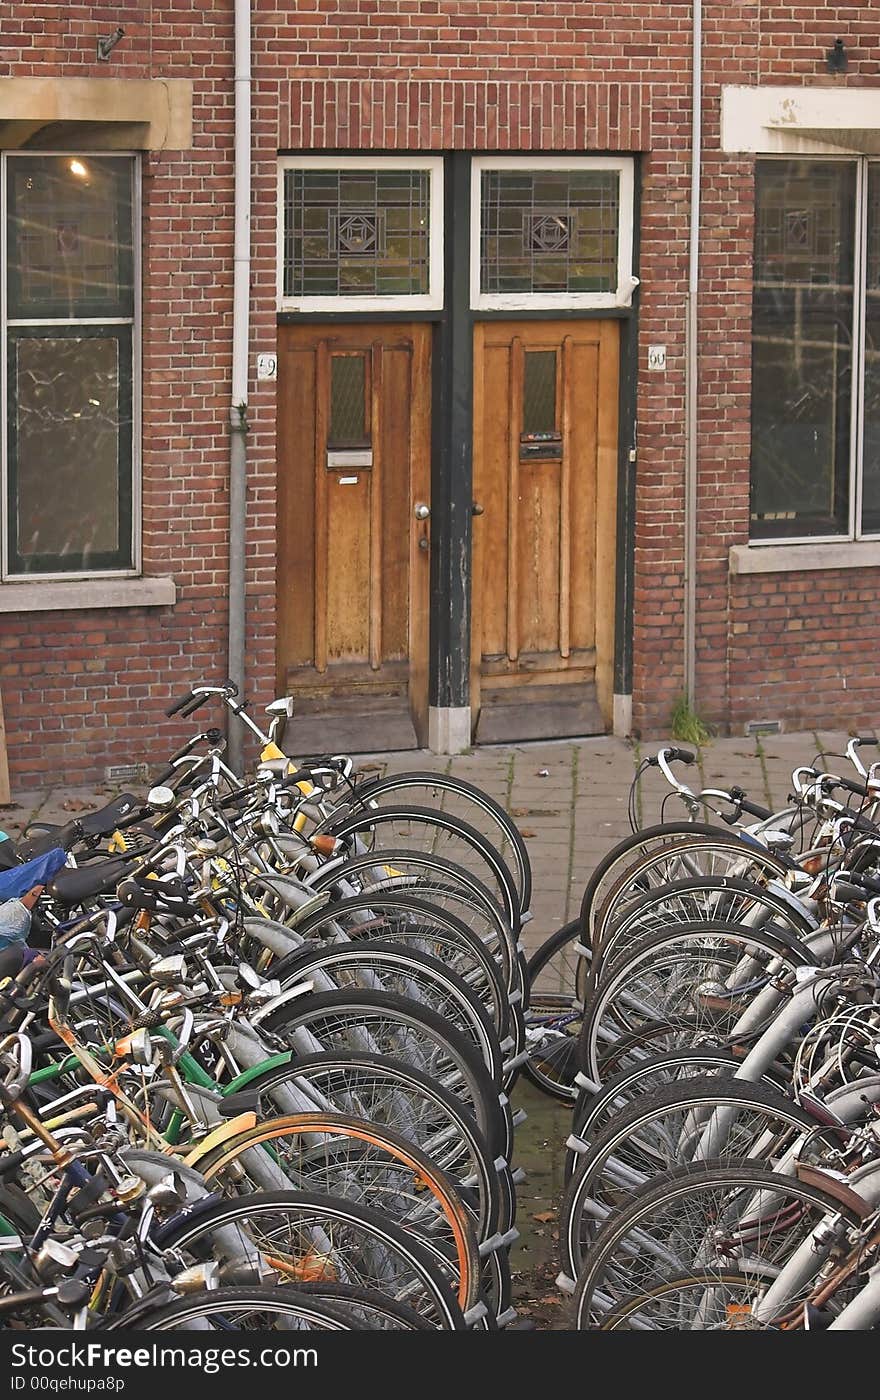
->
[317,804,521,933]
[259,988,511,1159]
[114,1285,379,1331]
[523,918,583,1101]
[578,822,787,943]
[329,770,532,913]
[577,919,816,1084]
[589,830,792,956]
[593,873,816,991]
[233,1050,505,1238]
[192,1112,482,1313]
[291,892,515,1045]
[304,848,523,1000]
[572,1161,864,1329]
[157,1189,467,1330]
[560,1075,840,1286]
[270,938,506,1087]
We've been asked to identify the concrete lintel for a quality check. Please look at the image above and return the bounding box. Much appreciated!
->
[428,705,472,755]
[0,77,193,150]
[0,576,177,613]
[721,85,880,156]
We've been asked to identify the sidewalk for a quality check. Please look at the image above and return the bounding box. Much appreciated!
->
[0,726,864,958]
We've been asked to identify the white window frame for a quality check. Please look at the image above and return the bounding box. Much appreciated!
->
[470,155,636,312]
[1,150,142,582]
[277,155,444,312]
[748,153,880,548]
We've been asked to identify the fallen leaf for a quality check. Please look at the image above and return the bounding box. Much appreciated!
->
[520,829,536,838]
[539,1294,563,1306]
[532,1210,557,1223]
[511,807,528,817]
[62,799,95,812]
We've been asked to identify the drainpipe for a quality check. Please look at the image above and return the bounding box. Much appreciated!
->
[683,0,702,711]
[227,0,251,775]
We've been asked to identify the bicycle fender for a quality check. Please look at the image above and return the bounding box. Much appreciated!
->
[182,1112,258,1165]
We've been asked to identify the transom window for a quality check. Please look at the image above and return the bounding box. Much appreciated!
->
[471,157,636,310]
[750,157,880,541]
[277,157,443,311]
[2,153,138,578]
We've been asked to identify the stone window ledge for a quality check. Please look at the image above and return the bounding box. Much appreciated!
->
[0,577,177,613]
[729,541,880,575]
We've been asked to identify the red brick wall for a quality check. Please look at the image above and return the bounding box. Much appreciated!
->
[2,4,879,789]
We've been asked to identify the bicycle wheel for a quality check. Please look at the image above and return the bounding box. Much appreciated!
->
[327,770,532,914]
[577,920,816,1084]
[560,1076,839,1287]
[304,848,523,999]
[593,874,815,988]
[316,804,521,933]
[593,1270,773,1330]
[284,1280,435,1330]
[157,1190,467,1329]
[590,831,793,956]
[117,1285,378,1331]
[259,987,511,1159]
[579,822,789,948]
[523,919,583,1101]
[568,1042,784,1177]
[269,938,506,1087]
[572,1161,865,1329]
[192,1113,482,1314]
[291,892,515,1046]
[234,1050,506,1238]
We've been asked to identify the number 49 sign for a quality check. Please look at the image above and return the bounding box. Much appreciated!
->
[256,353,278,381]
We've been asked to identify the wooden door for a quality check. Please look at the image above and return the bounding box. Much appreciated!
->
[277,324,431,750]
[471,320,619,743]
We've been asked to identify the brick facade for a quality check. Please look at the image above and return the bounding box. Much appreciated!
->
[1,4,879,787]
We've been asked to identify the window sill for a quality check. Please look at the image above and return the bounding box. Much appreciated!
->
[0,577,177,613]
[729,541,880,576]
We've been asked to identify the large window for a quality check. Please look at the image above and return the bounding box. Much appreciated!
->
[3,153,138,577]
[750,158,880,541]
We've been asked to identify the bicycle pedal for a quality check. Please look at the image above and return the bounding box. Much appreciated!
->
[556,1271,576,1294]
[496,1307,522,1328]
[510,1166,527,1184]
[511,1107,528,1127]
[566,1134,589,1155]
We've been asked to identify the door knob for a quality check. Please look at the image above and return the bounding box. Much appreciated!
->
[472,502,484,516]
[414,502,430,520]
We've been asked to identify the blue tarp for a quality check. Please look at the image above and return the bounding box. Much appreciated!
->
[0,848,68,902]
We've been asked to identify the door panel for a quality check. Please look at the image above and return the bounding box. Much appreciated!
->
[277,324,431,750]
[472,320,618,742]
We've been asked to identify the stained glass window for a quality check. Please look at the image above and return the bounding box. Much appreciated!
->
[480,168,620,296]
[283,167,432,299]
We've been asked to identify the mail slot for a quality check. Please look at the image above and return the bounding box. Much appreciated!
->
[327,449,373,469]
